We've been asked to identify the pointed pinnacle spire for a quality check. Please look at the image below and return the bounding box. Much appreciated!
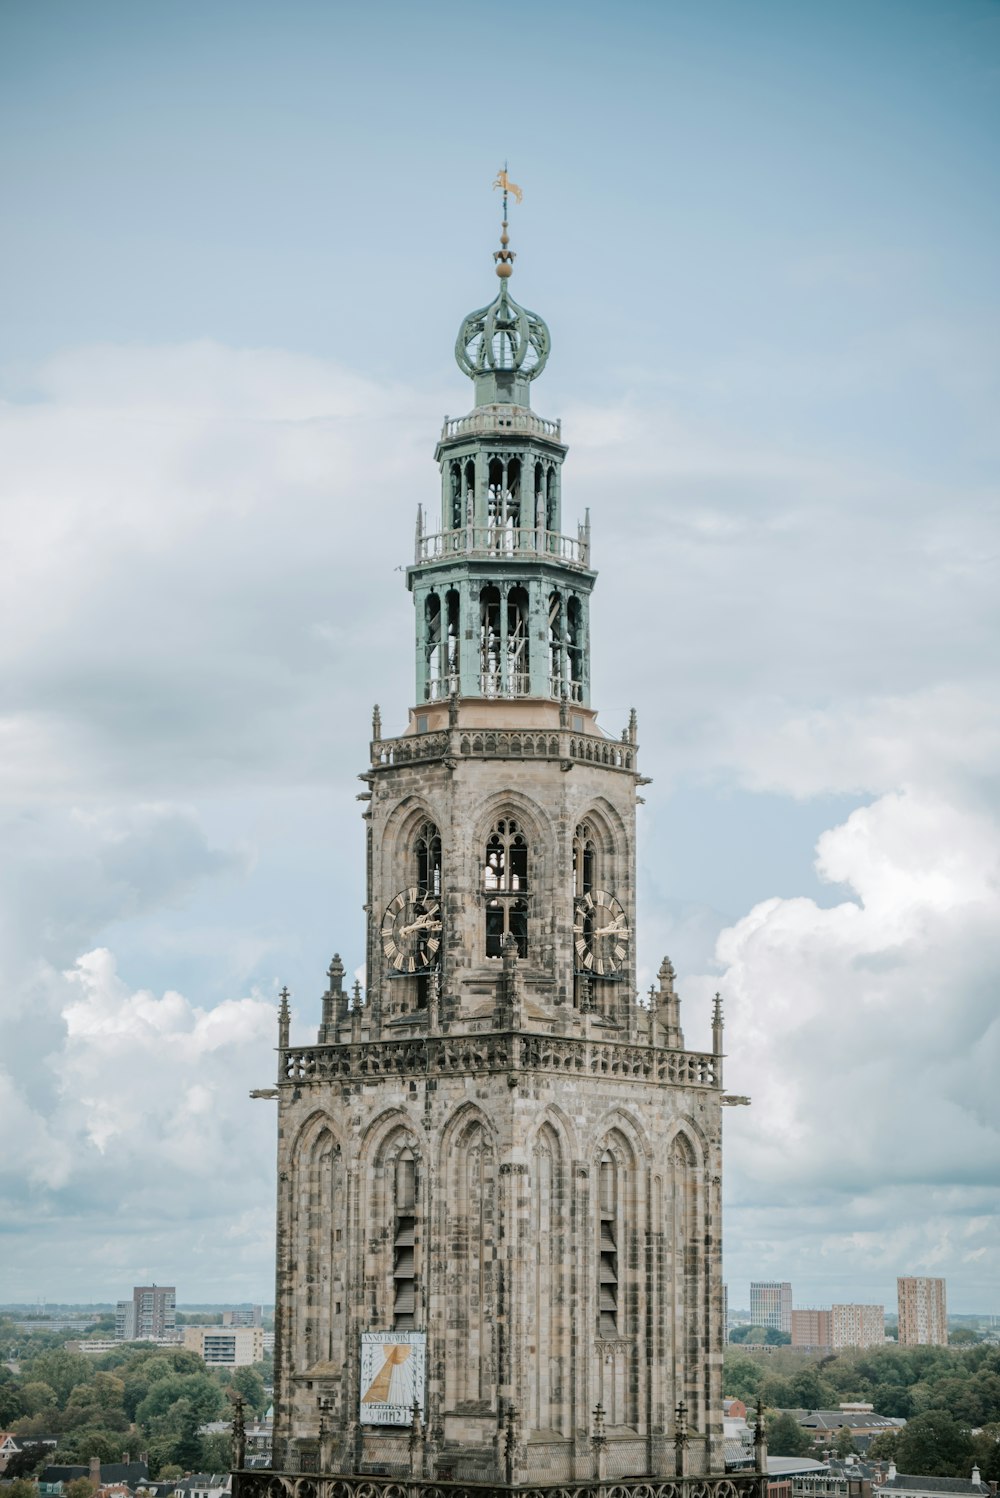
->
[492,165,521,279]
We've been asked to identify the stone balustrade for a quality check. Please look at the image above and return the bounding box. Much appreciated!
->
[370,727,636,774]
[281,1031,720,1090]
[440,406,563,442]
[413,526,589,568]
[232,1471,765,1498]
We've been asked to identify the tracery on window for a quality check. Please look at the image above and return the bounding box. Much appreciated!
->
[415,820,442,896]
[573,821,596,897]
[483,817,529,958]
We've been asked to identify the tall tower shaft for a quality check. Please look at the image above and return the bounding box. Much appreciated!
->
[243,189,753,1498]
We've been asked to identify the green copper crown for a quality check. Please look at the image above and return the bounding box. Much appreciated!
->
[454,223,550,407]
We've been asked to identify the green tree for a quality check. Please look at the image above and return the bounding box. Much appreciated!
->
[6,1479,40,1498]
[949,1329,980,1347]
[64,1479,97,1498]
[228,1367,266,1416]
[23,1351,93,1404]
[895,1409,976,1478]
[56,1428,129,1464]
[135,1373,224,1435]
[20,1381,59,1417]
[768,1412,814,1458]
[724,1356,763,1403]
[833,1426,857,1458]
[201,1431,233,1471]
[4,1441,55,1478]
[867,1431,901,1463]
[730,1326,770,1344]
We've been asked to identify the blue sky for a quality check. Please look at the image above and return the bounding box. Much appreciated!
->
[1,0,998,1313]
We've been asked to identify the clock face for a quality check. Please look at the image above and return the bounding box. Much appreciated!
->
[573,889,630,976]
[381,887,442,973]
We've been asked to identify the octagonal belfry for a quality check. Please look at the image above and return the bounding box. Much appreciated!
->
[235,188,764,1498]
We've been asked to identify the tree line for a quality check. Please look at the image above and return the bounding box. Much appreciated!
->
[0,1320,271,1481]
[725,1341,1000,1479]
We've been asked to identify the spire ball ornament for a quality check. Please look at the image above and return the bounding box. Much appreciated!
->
[454,167,550,403]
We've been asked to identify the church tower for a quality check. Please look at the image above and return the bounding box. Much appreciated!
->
[248,184,748,1498]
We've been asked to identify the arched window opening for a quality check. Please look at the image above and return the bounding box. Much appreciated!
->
[487,455,522,551]
[548,591,563,697]
[507,586,529,696]
[598,1152,619,1337]
[546,466,558,540]
[445,589,460,693]
[573,822,596,896]
[415,820,442,897]
[483,817,529,958]
[449,462,463,532]
[393,1149,417,1330]
[567,596,584,702]
[486,896,528,959]
[425,592,443,700]
[483,818,528,891]
[479,586,501,696]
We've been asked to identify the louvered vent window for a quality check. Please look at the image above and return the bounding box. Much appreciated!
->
[393,1152,417,1330]
[599,1154,618,1336]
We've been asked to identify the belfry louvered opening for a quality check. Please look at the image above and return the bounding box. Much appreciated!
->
[392,1151,417,1329]
[598,1153,618,1336]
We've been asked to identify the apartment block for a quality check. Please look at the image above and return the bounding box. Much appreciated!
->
[832,1303,884,1350]
[791,1309,831,1347]
[897,1277,947,1346]
[184,1324,264,1367]
[751,1280,792,1334]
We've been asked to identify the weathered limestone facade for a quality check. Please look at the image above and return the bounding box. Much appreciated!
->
[248,208,747,1498]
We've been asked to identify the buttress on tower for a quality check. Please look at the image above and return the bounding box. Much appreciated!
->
[260,195,734,1493]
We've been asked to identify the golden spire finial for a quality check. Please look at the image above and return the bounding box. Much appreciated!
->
[492,164,521,279]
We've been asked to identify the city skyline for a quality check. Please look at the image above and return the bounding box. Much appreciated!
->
[0,0,997,1309]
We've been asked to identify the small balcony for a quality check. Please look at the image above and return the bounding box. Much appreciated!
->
[440,405,563,443]
[414,524,590,568]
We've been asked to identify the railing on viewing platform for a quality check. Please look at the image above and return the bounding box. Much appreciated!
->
[280,1030,720,1089]
[233,1469,766,1498]
[414,525,589,568]
[370,724,636,774]
[440,406,563,442]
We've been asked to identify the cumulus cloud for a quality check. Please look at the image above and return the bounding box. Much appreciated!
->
[0,337,996,1306]
[698,784,1000,1304]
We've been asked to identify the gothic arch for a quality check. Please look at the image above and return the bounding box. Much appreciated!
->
[472,787,553,851]
[290,1112,347,1372]
[441,1104,498,1409]
[527,1117,570,1435]
[381,797,445,874]
[525,1100,580,1163]
[590,1107,652,1167]
[361,1114,426,1335]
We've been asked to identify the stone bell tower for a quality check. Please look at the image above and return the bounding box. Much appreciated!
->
[248,181,753,1498]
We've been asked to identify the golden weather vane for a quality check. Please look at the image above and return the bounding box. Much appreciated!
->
[492,165,522,279]
[493,165,523,212]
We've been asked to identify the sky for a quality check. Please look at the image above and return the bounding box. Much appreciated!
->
[0,0,998,1316]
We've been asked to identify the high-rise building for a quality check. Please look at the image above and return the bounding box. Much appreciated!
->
[115,1285,176,1341]
[831,1304,884,1350]
[897,1277,947,1345]
[791,1309,831,1347]
[242,188,748,1498]
[224,1306,264,1328]
[184,1325,264,1367]
[750,1282,792,1335]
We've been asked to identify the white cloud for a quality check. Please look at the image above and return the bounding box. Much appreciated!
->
[0,338,997,1306]
[701,784,1000,1303]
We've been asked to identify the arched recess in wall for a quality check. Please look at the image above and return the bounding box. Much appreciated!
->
[667,1129,704,1432]
[362,1113,426,1335]
[527,1117,570,1437]
[440,1105,497,1411]
[475,791,551,963]
[291,1112,346,1371]
[381,799,443,892]
[592,1116,648,1430]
